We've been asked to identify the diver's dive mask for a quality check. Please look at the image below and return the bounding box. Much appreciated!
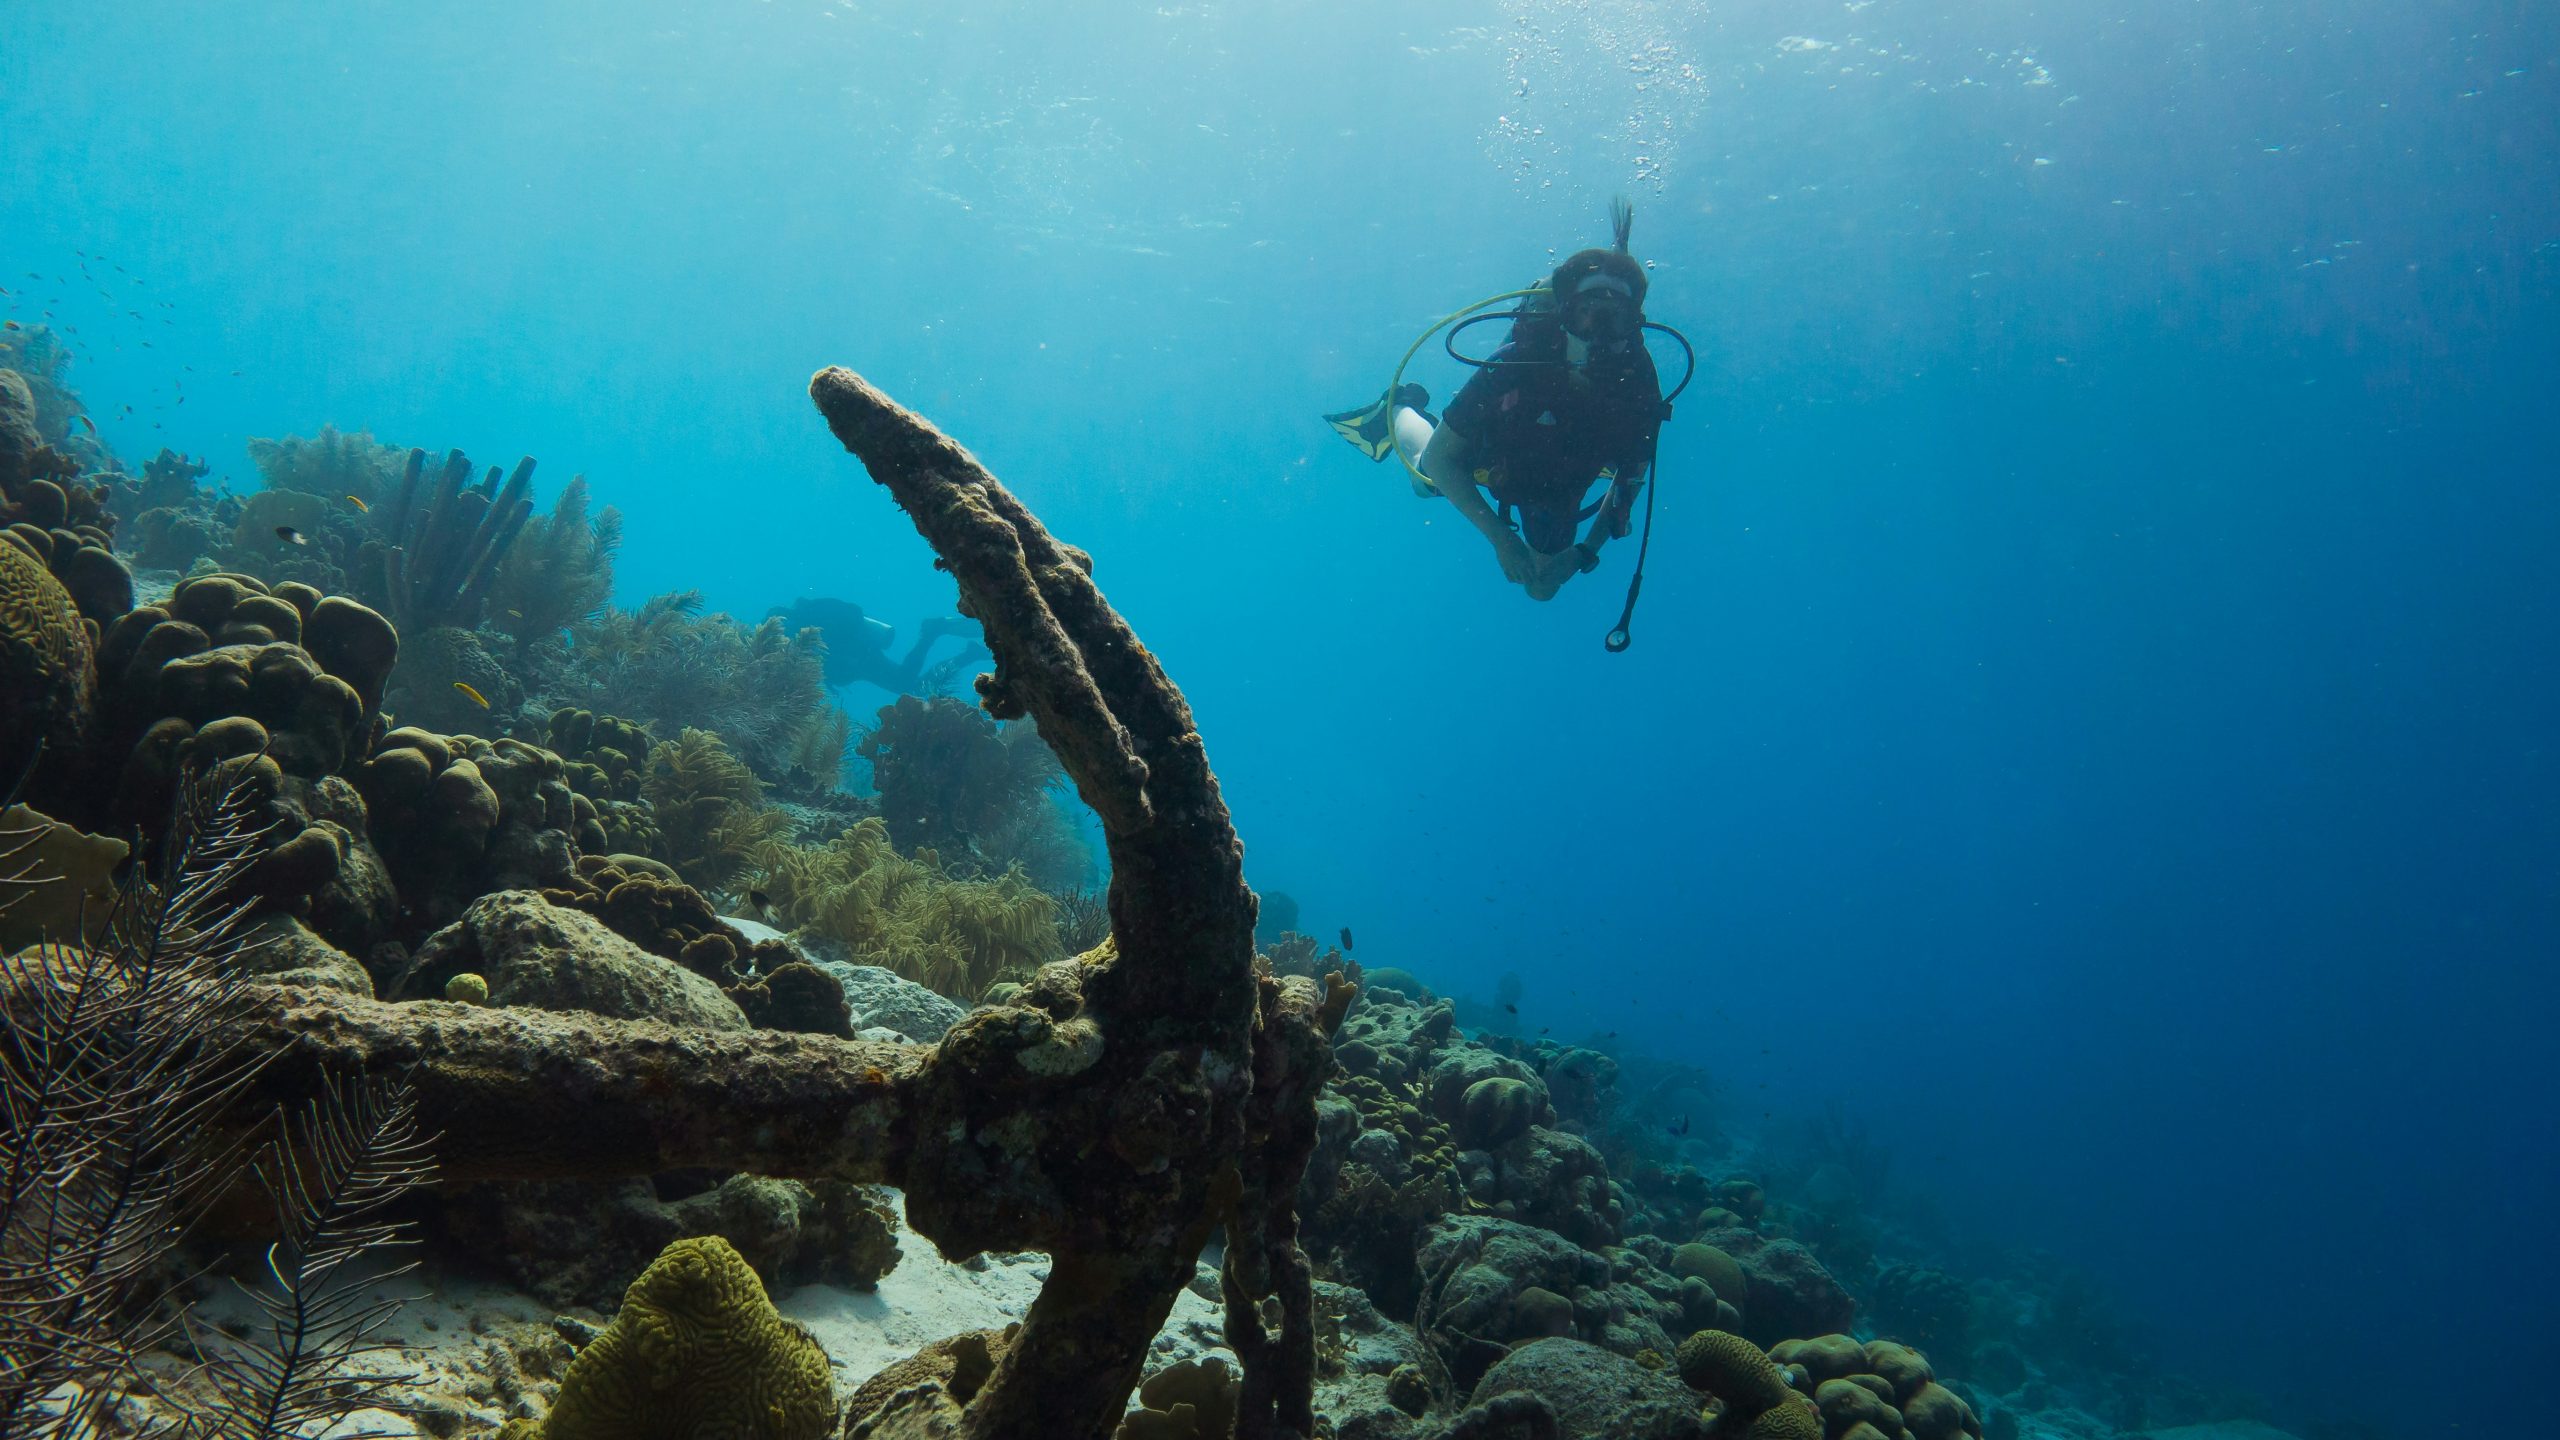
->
[1565,273,1642,345]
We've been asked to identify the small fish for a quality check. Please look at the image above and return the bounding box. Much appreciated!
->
[274,526,306,545]
[452,681,490,709]
[504,608,524,619]
[345,494,369,512]
[1537,1026,1550,1035]
[1338,925,1355,950]
[1668,1114,1691,1137]
[1,321,16,332]
[748,889,772,912]
[1503,1003,1519,1016]
[75,414,95,436]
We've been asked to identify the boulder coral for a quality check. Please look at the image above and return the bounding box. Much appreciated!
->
[1758,1336,1984,1440]
[356,728,593,935]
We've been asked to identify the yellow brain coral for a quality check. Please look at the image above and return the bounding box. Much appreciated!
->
[1675,1329,1793,1418]
[1742,1396,1823,1440]
[536,1235,836,1440]
[0,534,93,794]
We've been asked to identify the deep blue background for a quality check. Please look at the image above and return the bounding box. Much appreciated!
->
[7,2,2554,1433]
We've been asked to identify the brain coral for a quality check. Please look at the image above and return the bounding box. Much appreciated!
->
[1675,1329,1792,1417]
[535,1235,836,1440]
[0,532,92,803]
[1453,1075,1541,1151]
[1744,1397,1823,1440]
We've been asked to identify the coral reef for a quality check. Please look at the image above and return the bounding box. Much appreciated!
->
[114,369,1344,1440]
[1748,1336,1987,1440]
[546,706,661,854]
[1117,1357,1241,1440]
[354,728,591,936]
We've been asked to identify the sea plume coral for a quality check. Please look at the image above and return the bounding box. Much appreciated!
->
[643,726,787,892]
[564,593,830,778]
[752,817,1062,999]
[0,769,434,1437]
[487,472,620,650]
[245,424,411,510]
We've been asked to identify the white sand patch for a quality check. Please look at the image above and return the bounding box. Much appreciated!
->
[778,1191,1234,1393]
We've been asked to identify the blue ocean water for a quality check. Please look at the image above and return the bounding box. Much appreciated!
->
[5,1,2553,1434]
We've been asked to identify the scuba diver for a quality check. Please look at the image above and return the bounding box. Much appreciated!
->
[768,597,981,696]
[1326,198,1689,647]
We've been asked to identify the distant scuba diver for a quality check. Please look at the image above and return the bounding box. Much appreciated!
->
[768,597,981,696]
[1326,197,1692,650]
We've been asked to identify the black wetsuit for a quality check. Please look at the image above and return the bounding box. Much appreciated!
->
[1442,317,1663,554]
[770,598,973,695]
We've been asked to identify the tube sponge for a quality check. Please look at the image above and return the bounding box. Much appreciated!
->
[534,1235,836,1440]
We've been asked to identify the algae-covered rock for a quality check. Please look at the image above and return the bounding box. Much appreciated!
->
[236,911,373,996]
[1466,1338,1708,1440]
[534,1235,836,1440]
[822,962,968,1043]
[1116,1356,1239,1440]
[1712,1230,1857,1346]
[842,1327,1012,1437]
[410,890,748,1030]
[454,1171,900,1313]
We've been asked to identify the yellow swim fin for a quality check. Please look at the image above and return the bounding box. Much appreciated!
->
[1325,383,1433,463]
[1323,391,1401,461]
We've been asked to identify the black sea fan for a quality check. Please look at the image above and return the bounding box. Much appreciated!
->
[0,767,436,1438]
[0,770,274,1435]
[190,1077,435,1440]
